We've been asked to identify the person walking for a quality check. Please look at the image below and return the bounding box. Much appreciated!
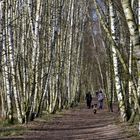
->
[85,91,92,109]
[98,90,104,109]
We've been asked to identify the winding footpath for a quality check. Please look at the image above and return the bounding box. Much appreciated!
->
[0,103,139,140]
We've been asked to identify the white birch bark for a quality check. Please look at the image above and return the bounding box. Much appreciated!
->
[7,1,23,123]
[27,0,42,112]
[20,1,27,117]
[138,0,140,33]
[1,1,15,122]
[0,1,7,118]
[121,0,140,57]
[109,0,127,121]
[128,41,133,105]
[121,0,140,114]
[2,48,12,120]
[67,0,74,105]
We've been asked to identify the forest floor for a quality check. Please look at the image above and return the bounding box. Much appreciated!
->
[0,102,140,140]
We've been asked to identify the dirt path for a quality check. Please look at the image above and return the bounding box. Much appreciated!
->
[0,103,139,140]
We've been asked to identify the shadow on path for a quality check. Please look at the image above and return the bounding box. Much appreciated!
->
[0,103,139,140]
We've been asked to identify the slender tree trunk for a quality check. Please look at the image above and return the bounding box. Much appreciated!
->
[7,1,23,123]
[109,0,127,121]
[121,0,140,115]
[138,0,140,34]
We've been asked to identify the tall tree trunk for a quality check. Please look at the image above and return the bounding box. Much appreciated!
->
[109,0,127,121]
[121,0,140,114]
[138,0,140,34]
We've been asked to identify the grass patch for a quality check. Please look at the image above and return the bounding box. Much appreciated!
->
[40,109,65,122]
[0,125,26,137]
[0,109,67,137]
[0,128,24,137]
[0,119,12,127]
[0,119,26,137]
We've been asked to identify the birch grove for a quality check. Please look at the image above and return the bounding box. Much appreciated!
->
[0,0,139,127]
[0,0,88,123]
